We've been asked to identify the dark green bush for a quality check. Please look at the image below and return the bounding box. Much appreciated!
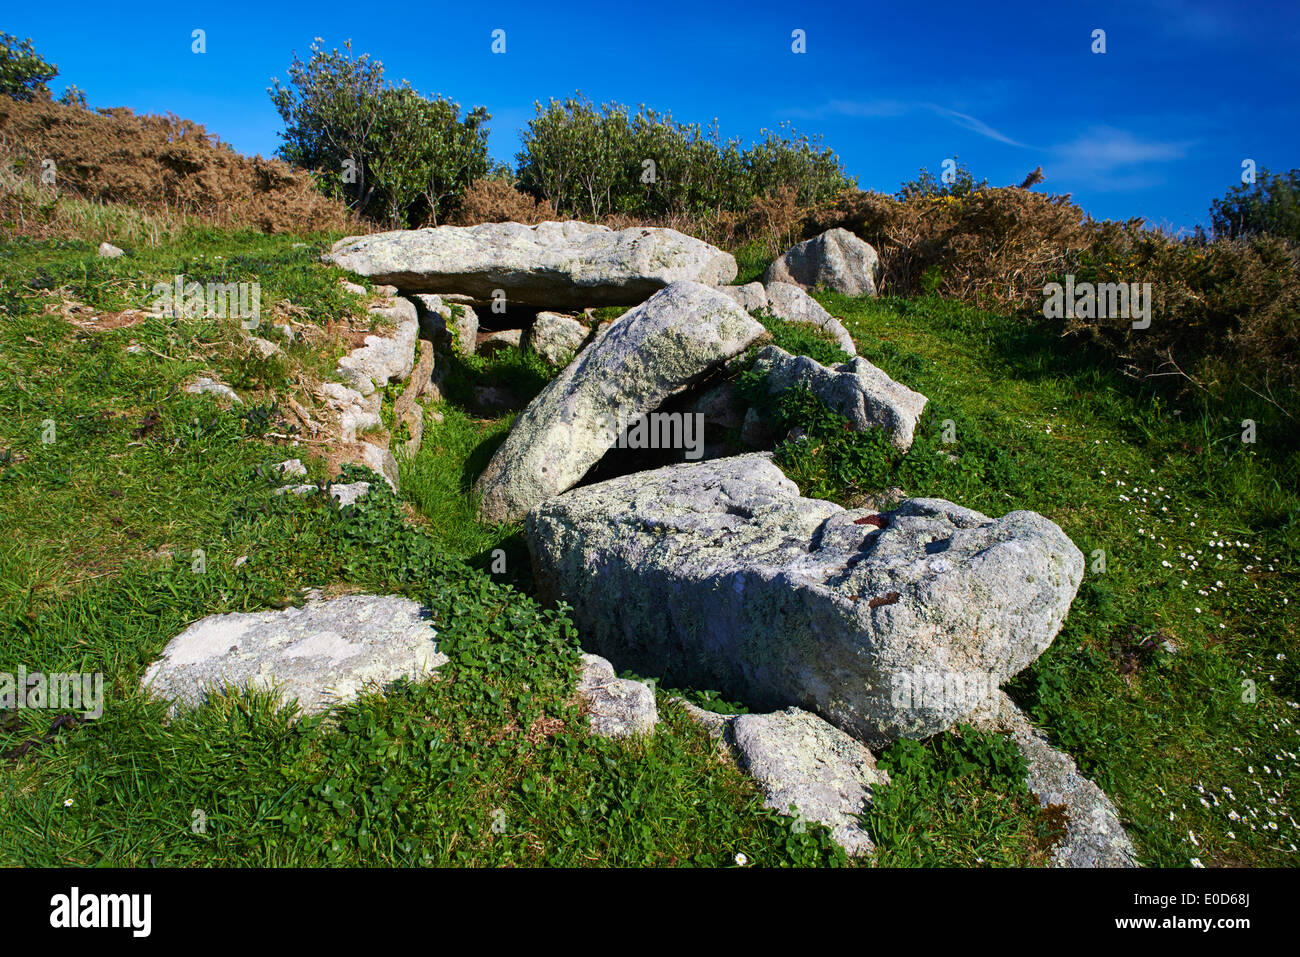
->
[270,40,490,227]
[515,95,852,230]
[1210,167,1300,244]
[0,33,57,102]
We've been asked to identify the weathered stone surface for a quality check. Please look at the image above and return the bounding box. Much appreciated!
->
[98,241,124,258]
[764,283,856,356]
[274,481,373,506]
[314,382,381,441]
[327,220,737,308]
[764,228,880,297]
[142,595,447,717]
[526,312,589,365]
[690,382,745,431]
[716,281,769,313]
[751,345,927,451]
[479,329,523,356]
[671,697,734,741]
[525,454,1084,746]
[716,281,856,356]
[359,441,398,491]
[971,692,1138,867]
[248,336,282,358]
[412,293,478,357]
[186,376,241,404]
[474,282,764,523]
[731,707,888,856]
[274,458,307,479]
[330,481,372,506]
[577,654,658,738]
[274,483,316,497]
[336,297,419,395]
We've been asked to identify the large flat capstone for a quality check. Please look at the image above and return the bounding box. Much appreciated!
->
[327,220,737,308]
[525,454,1084,746]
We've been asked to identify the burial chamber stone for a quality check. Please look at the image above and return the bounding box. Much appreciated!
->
[473,281,763,523]
[525,453,1083,746]
[327,220,737,308]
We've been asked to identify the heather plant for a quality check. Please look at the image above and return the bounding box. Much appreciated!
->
[452,176,558,226]
[0,98,353,237]
[1064,220,1300,405]
[808,165,1299,411]
[808,184,1090,305]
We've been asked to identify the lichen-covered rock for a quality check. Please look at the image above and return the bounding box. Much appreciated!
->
[525,454,1084,746]
[750,344,928,451]
[763,282,856,356]
[671,697,734,741]
[329,481,372,506]
[971,692,1138,867]
[731,707,888,856]
[314,382,381,442]
[690,382,745,431]
[577,654,658,738]
[327,220,737,308]
[142,595,447,717]
[479,329,523,356]
[336,297,419,395]
[186,376,241,404]
[526,312,589,365]
[412,293,478,357]
[248,336,282,358]
[474,282,764,523]
[358,441,398,491]
[764,227,880,297]
[715,281,856,356]
[716,281,768,313]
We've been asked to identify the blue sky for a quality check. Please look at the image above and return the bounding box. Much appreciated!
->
[7,0,1298,230]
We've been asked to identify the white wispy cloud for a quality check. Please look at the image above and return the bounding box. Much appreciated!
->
[926,106,1026,147]
[1053,126,1192,170]
[1048,126,1195,190]
[788,99,1027,147]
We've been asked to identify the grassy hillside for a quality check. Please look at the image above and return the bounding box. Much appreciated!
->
[0,226,1294,867]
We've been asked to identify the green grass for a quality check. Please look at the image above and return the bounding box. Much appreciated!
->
[748,309,850,367]
[0,228,850,867]
[867,725,1061,867]
[3,225,1294,868]
[754,291,1300,867]
[731,240,770,285]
